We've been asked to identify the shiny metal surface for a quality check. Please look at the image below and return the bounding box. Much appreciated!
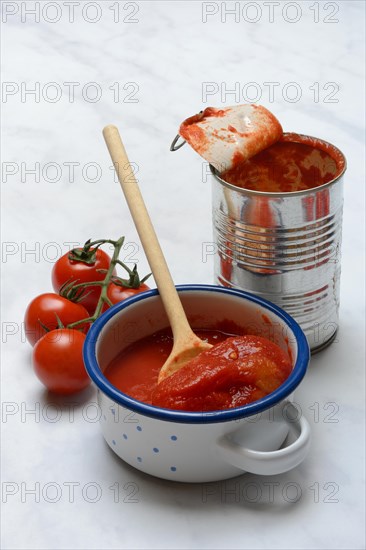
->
[211,134,346,352]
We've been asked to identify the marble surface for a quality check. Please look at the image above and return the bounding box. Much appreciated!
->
[1,1,365,549]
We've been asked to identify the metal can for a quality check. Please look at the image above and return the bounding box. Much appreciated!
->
[211,133,347,352]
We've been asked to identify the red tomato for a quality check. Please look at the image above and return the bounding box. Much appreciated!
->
[24,293,89,346]
[52,248,115,315]
[32,329,90,395]
[106,281,150,305]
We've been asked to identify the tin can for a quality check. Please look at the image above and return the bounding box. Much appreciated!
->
[211,133,347,352]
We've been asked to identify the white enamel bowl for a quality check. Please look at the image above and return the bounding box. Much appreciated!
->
[83,285,310,483]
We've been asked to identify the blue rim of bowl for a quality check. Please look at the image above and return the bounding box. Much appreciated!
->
[83,284,310,424]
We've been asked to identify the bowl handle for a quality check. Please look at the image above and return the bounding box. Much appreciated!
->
[216,402,311,476]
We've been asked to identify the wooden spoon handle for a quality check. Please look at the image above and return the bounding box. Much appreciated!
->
[103,124,193,341]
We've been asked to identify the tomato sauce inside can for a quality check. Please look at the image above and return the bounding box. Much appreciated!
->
[221,133,345,193]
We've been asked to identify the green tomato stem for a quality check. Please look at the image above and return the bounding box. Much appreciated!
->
[67,236,125,329]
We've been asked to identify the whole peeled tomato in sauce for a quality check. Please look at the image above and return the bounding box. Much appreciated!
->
[152,335,292,412]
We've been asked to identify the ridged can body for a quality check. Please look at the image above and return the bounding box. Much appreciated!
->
[212,134,346,352]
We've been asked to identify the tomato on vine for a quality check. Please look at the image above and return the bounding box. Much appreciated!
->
[27,236,151,396]
[33,329,90,395]
[52,240,116,315]
[24,293,90,346]
[105,265,151,308]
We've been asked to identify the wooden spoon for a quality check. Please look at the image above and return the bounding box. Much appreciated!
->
[103,125,212,383]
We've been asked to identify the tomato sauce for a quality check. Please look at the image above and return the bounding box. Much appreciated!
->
[104,328,292,412]
[221,134,344,193]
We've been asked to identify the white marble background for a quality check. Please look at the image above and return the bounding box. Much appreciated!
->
[1,1,365,549]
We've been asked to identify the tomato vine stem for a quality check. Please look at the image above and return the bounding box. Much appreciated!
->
[67,236,125,329]
[64,236,151,330]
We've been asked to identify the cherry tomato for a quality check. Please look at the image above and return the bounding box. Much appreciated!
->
[106,281,150,305]
[32,329,90,395]
[24,293,89,346]
[52,248,116,315]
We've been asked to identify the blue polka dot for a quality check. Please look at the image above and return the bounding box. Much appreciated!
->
[136,426,142,432]
[137,457,142,462]
[153,447,159,453]
[123,433,128,440]
[170,466,177,472]
[170,435,177,441]
[112,440,116,446]
[111,409,115,416]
